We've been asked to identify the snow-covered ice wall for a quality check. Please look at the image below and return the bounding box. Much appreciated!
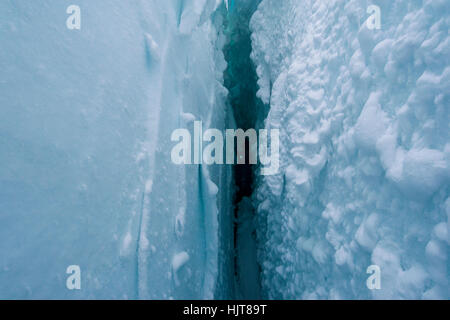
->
[251,0,449,299]
[0,0,232,299]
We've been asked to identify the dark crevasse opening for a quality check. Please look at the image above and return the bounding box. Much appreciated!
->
[221,0,267,300]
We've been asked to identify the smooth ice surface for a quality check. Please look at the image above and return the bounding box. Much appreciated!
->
[251,0,449,299]
[0,0,232,299]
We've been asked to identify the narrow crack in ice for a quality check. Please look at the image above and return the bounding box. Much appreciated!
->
[222,0,265,299]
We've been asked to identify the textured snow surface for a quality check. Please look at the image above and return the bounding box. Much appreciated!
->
[1,0,448,300]
[251,0,449,299]
[0,0,231,299]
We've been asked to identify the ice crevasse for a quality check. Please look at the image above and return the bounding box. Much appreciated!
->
[251,0,449,299]
[0,0,448,300]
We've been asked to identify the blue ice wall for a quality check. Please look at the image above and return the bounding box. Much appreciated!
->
[0,0,230,299]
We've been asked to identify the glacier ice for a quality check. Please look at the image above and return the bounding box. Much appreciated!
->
[251,0,449,299]
[0,0,448,300]
[0,0,232,299]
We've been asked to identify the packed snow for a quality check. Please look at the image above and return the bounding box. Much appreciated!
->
[251,0,449,299]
